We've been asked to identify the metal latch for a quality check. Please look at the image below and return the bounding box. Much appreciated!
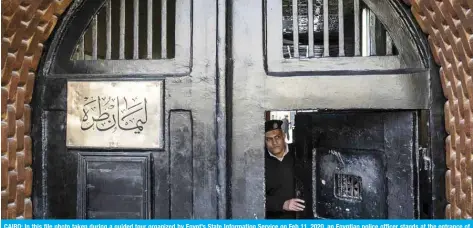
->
[420,147,431,171]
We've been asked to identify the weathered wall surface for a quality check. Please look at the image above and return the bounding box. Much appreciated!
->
[0,0,471,219]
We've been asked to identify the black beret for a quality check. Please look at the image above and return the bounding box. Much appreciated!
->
[265,120,283,133]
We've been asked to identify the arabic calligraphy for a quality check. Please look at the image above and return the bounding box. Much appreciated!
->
[80,96,148,134]
[67,81,163,149]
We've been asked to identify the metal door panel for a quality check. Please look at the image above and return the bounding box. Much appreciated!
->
[32,0,219,219]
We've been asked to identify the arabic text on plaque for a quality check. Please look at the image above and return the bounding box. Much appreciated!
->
[67,81,163,149]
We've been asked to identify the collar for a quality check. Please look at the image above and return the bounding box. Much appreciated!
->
[267,144,289,162]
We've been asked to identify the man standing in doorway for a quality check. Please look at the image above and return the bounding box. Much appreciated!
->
[281,115,290,141]
[264,120,305,219]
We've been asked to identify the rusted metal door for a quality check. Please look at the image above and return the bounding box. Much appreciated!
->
[32,0,225,219]
[293,111,418,219]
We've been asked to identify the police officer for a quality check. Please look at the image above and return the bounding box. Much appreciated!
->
[264,120,305,219]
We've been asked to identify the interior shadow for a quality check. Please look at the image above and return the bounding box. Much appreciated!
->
[264,109,419,219]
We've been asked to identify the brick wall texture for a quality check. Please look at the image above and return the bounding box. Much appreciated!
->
[405,0,473,219]
[1,0,471,219]
[1,0,72,219]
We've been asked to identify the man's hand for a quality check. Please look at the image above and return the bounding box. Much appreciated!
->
[282,198,305,211]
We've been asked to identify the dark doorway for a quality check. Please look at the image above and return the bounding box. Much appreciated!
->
[293,110,420,219]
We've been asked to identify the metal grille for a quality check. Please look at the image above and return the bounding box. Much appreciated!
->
[334,173,362,200]
[282,0,396,58]
[72,0,174,60]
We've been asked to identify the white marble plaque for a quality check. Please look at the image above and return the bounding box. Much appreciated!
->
[66,81,163,149]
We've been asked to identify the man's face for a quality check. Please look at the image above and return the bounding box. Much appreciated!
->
[265,129,286,156]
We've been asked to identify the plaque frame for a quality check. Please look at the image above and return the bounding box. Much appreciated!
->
[66,80,164,149]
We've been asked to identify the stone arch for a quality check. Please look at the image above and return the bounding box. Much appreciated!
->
[0,0,471,219]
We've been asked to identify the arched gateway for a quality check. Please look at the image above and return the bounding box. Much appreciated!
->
[1,0,471,220]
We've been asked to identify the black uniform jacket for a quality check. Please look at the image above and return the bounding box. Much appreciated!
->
[265,144,303,219]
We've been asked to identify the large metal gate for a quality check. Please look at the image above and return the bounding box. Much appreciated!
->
[31,0,445,219]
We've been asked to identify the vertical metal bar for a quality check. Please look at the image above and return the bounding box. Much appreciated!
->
[343,175,346,196]
[133,0,139,59]
[119,0,125,59]
[308,0,314,57]
[338,0,344,56]
[349,177,355,197]
[338,174,341,196]
[354,180,359,197]
[354,0,360,56]
[369,10,377,56]
[79,37,85,60]
[292,0,299,58]
[92,15,98,60]
[106,0,111,59]
[161,0,167,58]
[287,46,292,58]
[361,8,369,56]
[323,0,329,57]
[386,34,393,55]
[147,0,153,59]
